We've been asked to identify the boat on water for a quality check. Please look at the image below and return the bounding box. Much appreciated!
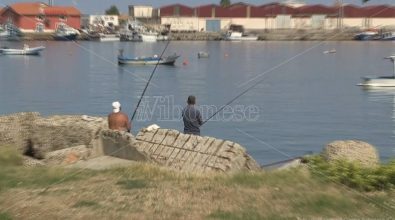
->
[0,44,45,55]
[118,50,179,65]
[323,49,336,54]
[97,33,120,42]
[53,24,79,41]
[353,30,380,41]
[224,31,258,41]
[379,32,395,41]
[198,51,209,58]
[359,55,395,87]
[224,24,258,41]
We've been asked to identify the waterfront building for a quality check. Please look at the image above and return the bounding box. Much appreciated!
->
[0,2,81,33]
[129,5,159,18]
[159,3,395,32]
[81,15,119,30]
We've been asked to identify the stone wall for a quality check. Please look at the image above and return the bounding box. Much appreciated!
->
[31,115,107,154]
[0,112,40,152]
[0,112,108,156]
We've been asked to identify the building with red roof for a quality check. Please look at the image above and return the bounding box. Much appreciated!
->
[159,2,394,32]
[0,2,81,33]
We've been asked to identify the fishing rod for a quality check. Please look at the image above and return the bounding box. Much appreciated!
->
[130,39,171,123]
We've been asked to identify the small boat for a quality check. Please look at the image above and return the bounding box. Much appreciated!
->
[118,50,180,65]
[53,24,79,41]
[379,32,395,41]
[224,31,258,41]
[323,49,336,54]
[359,55,395,87]
[198,51,209,58]
[0,44,45,55]
[353,30,380,41]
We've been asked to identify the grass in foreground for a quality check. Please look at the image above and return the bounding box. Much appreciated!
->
[0,146,395,219]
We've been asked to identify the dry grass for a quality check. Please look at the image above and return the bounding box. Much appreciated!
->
[0,146,395,219]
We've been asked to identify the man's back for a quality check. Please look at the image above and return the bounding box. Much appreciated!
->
[182,105,202,135]
[108,112,131,132]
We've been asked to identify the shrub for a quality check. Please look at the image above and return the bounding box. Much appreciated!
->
[305,155,395,191]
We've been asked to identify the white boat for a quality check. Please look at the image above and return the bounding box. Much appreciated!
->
[53,24,79,41]
[224,31,258,41]
[97,33,120,42]
[379,32,395,41]
[0,44,45,55]
[198,51,209,58]
[140,32,157,42]
[323,49,336,54]
[359,55,395,87]
[0,30,8,40]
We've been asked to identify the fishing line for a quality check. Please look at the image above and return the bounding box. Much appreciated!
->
[130,39,171,122]
[202,73,268,125]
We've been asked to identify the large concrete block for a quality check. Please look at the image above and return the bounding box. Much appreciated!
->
[135,128,261,173]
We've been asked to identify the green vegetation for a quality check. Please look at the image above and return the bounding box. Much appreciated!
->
[105,5,120,15]
[1,146,395,219]
[306,155,395,191]
[208,209,263,220]
[220,0,231,7]
[0,146,22,167]
[0,212,13,220]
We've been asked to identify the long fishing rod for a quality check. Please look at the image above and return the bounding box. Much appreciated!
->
[130,39,171,122]
[202,74,267,125]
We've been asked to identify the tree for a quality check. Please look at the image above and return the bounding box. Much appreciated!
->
[105,5,120,15]
[220,0,231,7]
[362,0,370,3]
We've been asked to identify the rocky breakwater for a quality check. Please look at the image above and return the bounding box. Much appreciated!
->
[0,112,260,173]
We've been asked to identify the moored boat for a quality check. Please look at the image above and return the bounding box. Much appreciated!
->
[0,44,45,55]
[353,30,380,41]
[53,24,79,41]
[379,32,395,41]
[118,50,179,65]
[224,31,258,41]
[359,55,395,87]
[198,51,209,58]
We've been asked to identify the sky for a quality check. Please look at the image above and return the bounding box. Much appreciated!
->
[0,0,394,14]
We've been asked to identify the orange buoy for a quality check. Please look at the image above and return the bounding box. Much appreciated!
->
[183,59,189,65]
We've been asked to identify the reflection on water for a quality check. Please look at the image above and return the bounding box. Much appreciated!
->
[363,87,395,138]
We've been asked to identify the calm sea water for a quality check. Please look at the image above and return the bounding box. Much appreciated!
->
[1,40,394,164]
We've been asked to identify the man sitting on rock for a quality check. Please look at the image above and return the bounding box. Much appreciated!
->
[108,101,131,133]
[182,95,203,135]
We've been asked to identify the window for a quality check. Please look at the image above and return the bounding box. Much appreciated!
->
[59,15,67,21]
[37,14,44,21]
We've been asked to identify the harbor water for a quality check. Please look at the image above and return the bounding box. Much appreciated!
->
[0,40,394,164]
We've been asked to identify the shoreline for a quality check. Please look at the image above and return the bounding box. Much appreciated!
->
[7,30,364,41]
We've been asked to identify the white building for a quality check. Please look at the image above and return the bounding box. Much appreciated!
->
[82,15,119,29]
[129,5,157,18]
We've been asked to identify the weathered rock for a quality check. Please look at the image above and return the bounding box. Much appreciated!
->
[44,145,92,165]
[0,112,40,152]
[134,128,261,173]
[30,115,107,155]
[322,140,379,167]
[22,156,45,167]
